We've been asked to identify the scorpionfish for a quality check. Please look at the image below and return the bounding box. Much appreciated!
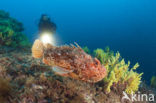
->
[32,39,107,83]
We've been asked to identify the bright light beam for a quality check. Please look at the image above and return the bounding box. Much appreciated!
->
[39,32,55,45]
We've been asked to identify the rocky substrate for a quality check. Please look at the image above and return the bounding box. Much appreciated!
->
[0,47,154,103]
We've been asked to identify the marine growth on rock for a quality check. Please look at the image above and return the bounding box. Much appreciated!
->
[0,10,30,48]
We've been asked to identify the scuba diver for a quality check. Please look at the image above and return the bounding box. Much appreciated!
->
[38,14,57,34]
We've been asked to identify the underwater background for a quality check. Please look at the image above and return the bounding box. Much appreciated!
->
[0,0,156,83]
[0,0,156,102]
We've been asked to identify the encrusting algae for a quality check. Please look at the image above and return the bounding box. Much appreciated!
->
[32,39,107,83]
[0,77,12,103]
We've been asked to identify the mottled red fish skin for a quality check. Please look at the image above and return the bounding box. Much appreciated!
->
[43,44,107,83]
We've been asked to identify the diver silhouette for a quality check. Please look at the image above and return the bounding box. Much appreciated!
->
[38,14,56,34]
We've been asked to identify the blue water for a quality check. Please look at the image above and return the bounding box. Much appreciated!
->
[0,0,156,83]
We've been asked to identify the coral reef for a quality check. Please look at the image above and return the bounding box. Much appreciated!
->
[32,40,107,83]
[0,10,30,47]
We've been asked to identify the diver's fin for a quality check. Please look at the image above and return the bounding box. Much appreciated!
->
[52,66,73,75]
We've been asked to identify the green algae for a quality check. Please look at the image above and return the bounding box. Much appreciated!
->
[0,10,30,48]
